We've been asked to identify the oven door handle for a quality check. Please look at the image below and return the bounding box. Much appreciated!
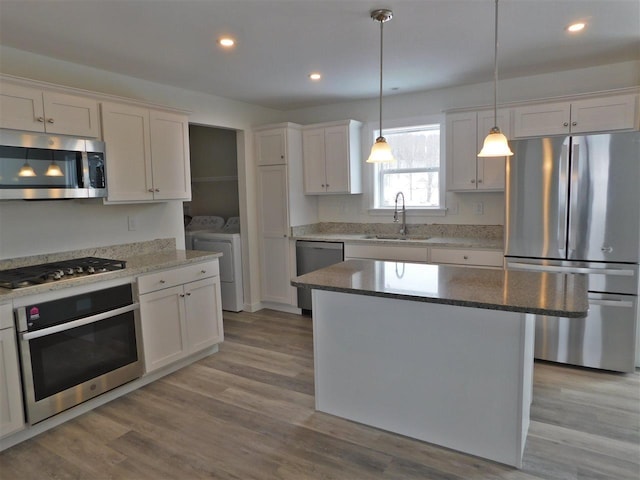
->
[21,303,139,341]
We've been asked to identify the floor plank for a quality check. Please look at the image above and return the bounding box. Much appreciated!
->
[1,309,638,479]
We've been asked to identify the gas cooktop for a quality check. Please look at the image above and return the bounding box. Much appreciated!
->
[0,257,126,289]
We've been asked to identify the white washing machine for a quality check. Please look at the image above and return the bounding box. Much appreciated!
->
[185,217,243,312]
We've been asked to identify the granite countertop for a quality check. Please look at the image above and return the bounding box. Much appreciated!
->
[0,249,222,302]
[291,233,503,250]
[291,259,589,317]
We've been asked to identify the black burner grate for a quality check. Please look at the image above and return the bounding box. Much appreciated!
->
[0,257,126,289]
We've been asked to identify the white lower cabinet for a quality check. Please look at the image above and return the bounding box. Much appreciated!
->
[0,302,25,439]
[138,261,223,373]
[430,247,503,268]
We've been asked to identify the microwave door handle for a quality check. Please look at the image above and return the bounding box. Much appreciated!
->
[81,150,91,189]
[506,262,635,277]
[558,142,569,257]
[21,303,139,341]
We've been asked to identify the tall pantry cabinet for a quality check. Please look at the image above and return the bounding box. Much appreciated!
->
[255,123,317,308]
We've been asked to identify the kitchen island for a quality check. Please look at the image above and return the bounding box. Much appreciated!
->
[292,259,588,468]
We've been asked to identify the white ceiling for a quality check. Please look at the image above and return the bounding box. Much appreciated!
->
[0,0,638,111]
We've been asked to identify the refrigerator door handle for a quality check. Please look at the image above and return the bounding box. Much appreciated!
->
[557,142,570,257]
[589,298,634,308]
[506,262,636,277]
[567,142,580,255]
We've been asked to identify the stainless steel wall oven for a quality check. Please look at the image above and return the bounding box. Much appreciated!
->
[14,281,143,424]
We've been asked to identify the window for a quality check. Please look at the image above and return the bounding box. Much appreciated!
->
[373,124,442,209]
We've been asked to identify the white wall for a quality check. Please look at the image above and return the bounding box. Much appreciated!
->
[285,60,640,226]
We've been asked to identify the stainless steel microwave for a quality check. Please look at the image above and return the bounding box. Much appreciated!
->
[0,130,107,200]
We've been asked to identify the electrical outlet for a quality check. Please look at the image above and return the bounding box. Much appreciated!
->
[127,215,137,231]
[473,202,484,215]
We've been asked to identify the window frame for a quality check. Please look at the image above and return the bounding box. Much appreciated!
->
[364,115,447,217]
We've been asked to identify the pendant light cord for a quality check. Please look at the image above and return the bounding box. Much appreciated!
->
[378,17,384,139]
[493,0,499,128]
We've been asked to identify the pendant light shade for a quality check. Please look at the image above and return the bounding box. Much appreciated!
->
[367,9,396,164]
[18,149,36,177]
[368,136,395,163]
[18,163,36,177]
[478,0,513,158]
[45,162,64,177]
[45,152,64,177]
[478,127,513,157]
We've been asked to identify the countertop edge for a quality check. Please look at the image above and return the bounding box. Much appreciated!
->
[291,280,587,318]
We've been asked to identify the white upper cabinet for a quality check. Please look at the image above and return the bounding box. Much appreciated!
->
[101,102,191,203]
[513,94,639,138]
[446,109,509,192]
[256,128,287,165]
[0,82,99,137]
[302,120,362,194]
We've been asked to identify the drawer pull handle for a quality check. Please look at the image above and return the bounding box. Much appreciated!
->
[563,122,569,127]
[186,292,191,296]
[180,293,185,297]
[36,117,45,123]
[201,270,206,274]
[159,280,166,284]
[463,255,468,260]
[47,118,54,124]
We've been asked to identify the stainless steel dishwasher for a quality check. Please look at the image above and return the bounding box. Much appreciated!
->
[296,240,344,312]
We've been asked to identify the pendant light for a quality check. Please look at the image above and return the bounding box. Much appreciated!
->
[18,149,36,177]
[45,152,64,177]
[367,9,396,164]
[478,0,513,157]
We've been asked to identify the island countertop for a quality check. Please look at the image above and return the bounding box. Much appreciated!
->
[292,259,589,318]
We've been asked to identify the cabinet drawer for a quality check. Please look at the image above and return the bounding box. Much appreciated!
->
[344,244,428,263]
[137,260,219,294]
[430,248,503,267]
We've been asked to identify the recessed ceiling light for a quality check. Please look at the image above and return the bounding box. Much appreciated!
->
[218,37,235,48]
[566,22,586,33]
[309,73,322,81]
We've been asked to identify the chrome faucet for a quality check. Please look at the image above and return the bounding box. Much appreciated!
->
[394,191,407,236]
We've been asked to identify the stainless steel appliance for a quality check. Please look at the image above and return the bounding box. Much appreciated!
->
[14,280,143,424]
[0,130,106,200]
[505,132,640,372]
[296,240,344,312]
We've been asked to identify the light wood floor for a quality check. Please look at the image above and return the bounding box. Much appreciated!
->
[1,309,639,479]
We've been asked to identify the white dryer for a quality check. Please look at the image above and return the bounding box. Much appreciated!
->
[186,217,243,312]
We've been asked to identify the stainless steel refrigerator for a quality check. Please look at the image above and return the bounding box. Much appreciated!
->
[504,132,640,372]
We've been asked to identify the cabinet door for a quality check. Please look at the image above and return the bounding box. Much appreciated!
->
[324,125,350,193]
[0,312,25,438]
[477,109,509,190]
[446,112,478,191]
[139,285,187,373]
[512,102,571,138]
[0,83,46,132]
[257,165,294,305]
[256,128,286,165]
[42,91,99,137]
[101,102,154,202]
[570,94,638,134]
[184,276,223,353]
[302,127,327,193]
[149,110,191,200]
